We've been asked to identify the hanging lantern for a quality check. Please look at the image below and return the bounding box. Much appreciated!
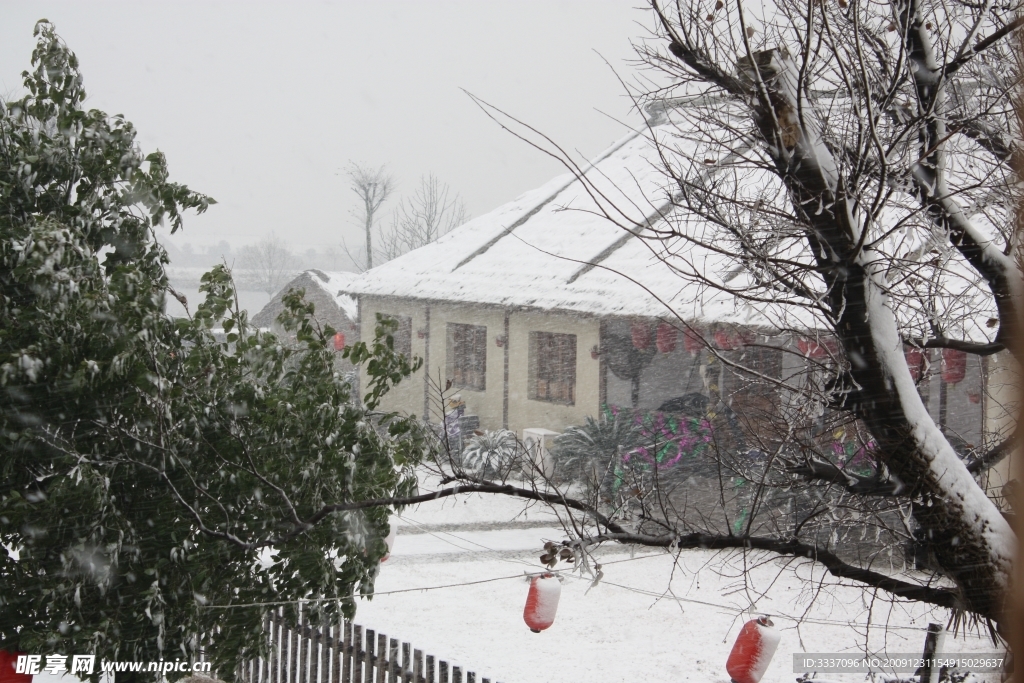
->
[798,337,837,359]
[380,523,396,563]
[683,328,703,355]
[631,321,651,351]
[523,573,561,633]
[656,322,678,353]
[904,346,925,382]
[714,328,748,351]
[333,331,346,351]
[726,616,781,683]
[0,652,32,683]
[941,348,967,384]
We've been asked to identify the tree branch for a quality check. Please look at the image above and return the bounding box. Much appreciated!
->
[585,532,961,609]
[914,337,1005,356]
[945,16,1024,74]
[784,457,905,496]
[965,434,1015,474]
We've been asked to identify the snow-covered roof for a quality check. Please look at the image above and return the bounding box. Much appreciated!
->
[348,124,768,325]
[307,270,359,321]
[251,269,359,330]
[348,97,1000,342]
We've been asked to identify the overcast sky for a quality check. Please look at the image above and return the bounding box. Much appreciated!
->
[1,1,653,259]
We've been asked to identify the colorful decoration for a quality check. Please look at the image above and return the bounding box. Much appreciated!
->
[797,337,838,359]
[523,574,561,633]
[631,321,651,351]
[726,617,781,683]
[683,328,703,355]
[904,346,925,382]
[941,348,967,384]
[620,409,714,472]
[333,331,346,351]
[714,328,749,351]
[656,322,678,353]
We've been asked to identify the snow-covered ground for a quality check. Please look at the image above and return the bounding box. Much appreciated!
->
[353,486,1005,683]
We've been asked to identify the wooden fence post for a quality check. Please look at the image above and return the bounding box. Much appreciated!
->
[269,613,279,683]
[321,622,331,683]
[387,638,399,683]
[376,633,387,683]
[308,614,318,683]
[354,625,364,683]
[284,618,292,683]
[300,607,309,683]
[261,613,272,683]
[365,629,376,683]
[452,666,462,683]
[920,622,945,683]
[401,643,410,683]
[439,661,448,683]
[426,655,435,683]
[341,622,352,683]
[413,650,424,683]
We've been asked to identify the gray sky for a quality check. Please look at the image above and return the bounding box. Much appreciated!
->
[1,1,651,258]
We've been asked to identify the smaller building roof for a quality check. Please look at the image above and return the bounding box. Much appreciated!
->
[251,269,359,330]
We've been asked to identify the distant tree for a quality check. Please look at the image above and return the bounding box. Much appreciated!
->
[0,23,428,680]
[377,174,466,262]
[238,234,299,297]
[346,162,395,270]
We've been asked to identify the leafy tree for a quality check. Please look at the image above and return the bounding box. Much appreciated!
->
[0,22,427,679]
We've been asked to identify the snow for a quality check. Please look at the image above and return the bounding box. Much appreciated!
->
[346,120,769,326]
[350,484,1006,683]
[861,252,1014,578]
[308,270,360,322]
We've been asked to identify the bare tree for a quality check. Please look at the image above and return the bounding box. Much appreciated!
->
[237,234,299,297]
[377,174,467,262]
[346,162,395,270]
[443,0,1024,631]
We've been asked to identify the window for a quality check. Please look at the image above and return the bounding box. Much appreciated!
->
[529,332,576,404]
[380,314,412,360]
[447,323,487,391]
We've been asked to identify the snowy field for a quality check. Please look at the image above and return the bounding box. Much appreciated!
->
[354,485,1005,683]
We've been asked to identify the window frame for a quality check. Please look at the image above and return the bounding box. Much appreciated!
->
[446,322,487,391]
[380,313,412,360]
[528,331,577,405]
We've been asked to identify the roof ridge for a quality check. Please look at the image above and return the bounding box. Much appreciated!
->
[451,128,646,272]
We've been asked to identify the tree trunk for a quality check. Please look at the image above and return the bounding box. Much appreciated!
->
[740,47,1013,623]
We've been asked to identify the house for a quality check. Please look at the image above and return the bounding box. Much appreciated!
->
[345,104,1003,479]
[252,269,360,361]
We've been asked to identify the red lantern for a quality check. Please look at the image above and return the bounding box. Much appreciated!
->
[904,347,925,382]
[656,322,678,353]
[523,573,561,633]
[333,331,346,351]
[941,348,967,384]
[726,616,781,683]
[714,329,748,351]
[684,328,703,355]
[380,523,396,563]
[798,337,837,359]
[631,322,651,351]
[0,652,32,683]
